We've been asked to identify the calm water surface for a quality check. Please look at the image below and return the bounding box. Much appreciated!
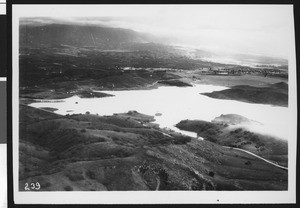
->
[29,85,290,140]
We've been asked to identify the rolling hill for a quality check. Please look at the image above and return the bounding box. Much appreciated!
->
[19,105,287,191]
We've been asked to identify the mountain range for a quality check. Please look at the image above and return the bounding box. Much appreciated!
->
[19,22,288,68]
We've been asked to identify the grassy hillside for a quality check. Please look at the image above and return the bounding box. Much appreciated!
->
[19,106,287,191]
[176,119,288,167]
[201,82,288,107]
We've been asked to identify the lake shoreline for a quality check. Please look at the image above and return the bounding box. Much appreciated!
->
[20,73,287,106]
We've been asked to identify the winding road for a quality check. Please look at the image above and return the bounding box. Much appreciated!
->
[224,146,288,170]
[155,177,160,191]
[154,128,288,171]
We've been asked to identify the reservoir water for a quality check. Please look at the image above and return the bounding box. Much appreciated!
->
[29,84,290,140]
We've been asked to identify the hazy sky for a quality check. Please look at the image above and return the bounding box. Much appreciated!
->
[16,5,294,58]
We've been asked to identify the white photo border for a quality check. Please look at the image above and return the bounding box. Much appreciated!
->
[12,4,297,204]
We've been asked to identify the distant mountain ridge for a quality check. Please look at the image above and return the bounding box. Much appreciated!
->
[20,23,154,49]
[19,22,288,68]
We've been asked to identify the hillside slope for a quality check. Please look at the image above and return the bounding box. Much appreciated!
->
[20,24,151,49]
[201,82,288,107]
[19,106,287,191]
[176,118,288,167]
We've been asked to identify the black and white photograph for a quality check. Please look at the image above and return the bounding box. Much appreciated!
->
[12,4,297,204]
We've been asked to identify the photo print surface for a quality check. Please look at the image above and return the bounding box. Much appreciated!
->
[13,4,297,204]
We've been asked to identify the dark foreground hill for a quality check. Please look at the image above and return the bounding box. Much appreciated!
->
[19,105,287,191]
[201,82,288,107]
